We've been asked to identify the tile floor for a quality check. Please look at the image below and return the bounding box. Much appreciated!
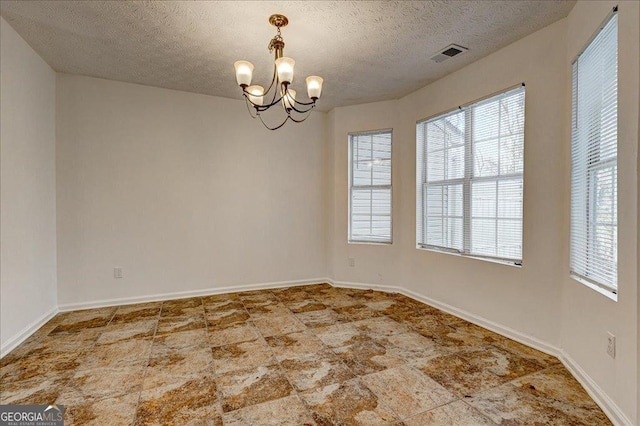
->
[0,283,611,425]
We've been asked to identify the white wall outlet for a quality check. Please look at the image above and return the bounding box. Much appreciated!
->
[114,267,123,279]
[606,332,616,359]
[348,258,355,267]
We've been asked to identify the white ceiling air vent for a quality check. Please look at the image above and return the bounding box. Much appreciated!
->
[430,44,468,63]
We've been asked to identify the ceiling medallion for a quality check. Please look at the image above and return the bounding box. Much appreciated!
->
[234,14,323,130]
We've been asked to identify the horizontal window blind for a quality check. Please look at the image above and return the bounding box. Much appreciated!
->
[417,86,525,264]
[349,130,392,243]
[570,10,618,293]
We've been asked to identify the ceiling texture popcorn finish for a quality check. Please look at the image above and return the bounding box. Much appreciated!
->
[0,1,575,111]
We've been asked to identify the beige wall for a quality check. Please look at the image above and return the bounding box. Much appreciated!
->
[0,18,57,353]
[561,1,639,424]
[55,74,327,307]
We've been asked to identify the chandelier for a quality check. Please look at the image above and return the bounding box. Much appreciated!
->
[234,14,324,130]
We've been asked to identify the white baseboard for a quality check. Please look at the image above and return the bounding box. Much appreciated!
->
[0,306,58,358]
[57,277,331,312]
[559,351,633,426]
[329,279,630,426]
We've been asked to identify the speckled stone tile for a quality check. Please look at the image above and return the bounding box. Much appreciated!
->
[76,338,152,370]
[246,302,292,317]
[295,309,347,328]
[300,379,402,425]
[312,322,370,348]
[160,298,203,318]
[416,353,506,397]
[285,299,328,313]
[143,347,214,389]
[458,345,545,381]
[95,320,156,345]
[216,364,293,413]
[1,284,611,425]
[223,395,316,425]
[333,340,407,375]
[353,316,412,337]
[208,322,259,347]
[50,308,116,334]
[280,351,355,392]
[61,364,145,401]
[264,330,328,361]
[155,314,205,335]
[205,308,250,330]
[0,376,66,405]
[252,313,306,337]
[149,329,208,357]
[1,351,81,384]
[211,339,275,374]
[62,392,139,426]
[111,302,161,324]
[493,337,560,368]
[404,400,494,425]
[466,379,611,425]
[361,365,456,419]
[135,374,221,425]
[334,303,384,321]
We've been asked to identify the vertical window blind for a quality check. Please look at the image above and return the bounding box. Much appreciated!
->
[349,130,392,243]
[417,85,525,264]
[570,10,618,293]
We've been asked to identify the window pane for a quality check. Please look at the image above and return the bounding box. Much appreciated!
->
[350,130,392,243]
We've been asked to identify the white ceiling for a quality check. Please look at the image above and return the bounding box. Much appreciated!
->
[0,1,575,111]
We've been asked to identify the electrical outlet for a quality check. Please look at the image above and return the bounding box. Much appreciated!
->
[606,332,616,359]
[348,258,355,267]
[114,267,123,279]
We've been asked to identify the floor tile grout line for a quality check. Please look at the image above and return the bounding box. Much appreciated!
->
[202,296,227,422]
[130,300,163,425]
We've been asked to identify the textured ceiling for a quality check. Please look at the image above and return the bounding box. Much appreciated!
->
[0,1,575,111]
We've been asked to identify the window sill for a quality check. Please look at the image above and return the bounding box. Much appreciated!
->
[348,240,392,246]
[416,245,522,268]
[570,274,618,302]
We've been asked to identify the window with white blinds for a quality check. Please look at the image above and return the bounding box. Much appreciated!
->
[349,130,392,243]
[417,85,525,265]
[570,10,618,294]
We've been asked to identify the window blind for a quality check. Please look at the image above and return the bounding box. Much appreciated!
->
[570,10,618,293]
[349,130,392,243]
[417,85,525,264]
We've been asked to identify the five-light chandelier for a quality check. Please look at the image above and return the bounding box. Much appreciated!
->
[234,14,323,130]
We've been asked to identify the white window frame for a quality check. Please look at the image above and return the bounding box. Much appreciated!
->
[569,7,618,299]
[416,84,525,266]
[348,129,393,244]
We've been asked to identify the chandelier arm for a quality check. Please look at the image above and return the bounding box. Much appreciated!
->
[258,113,290,131]
[289,102,316,115]
[243,96,259,119]
[287,111,313,123]
[263,64,278,95]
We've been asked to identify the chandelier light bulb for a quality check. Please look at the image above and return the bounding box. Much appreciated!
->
[305,76,323,100]
[234,61,254,87]
[247,85,264,106]
[283,89,296,110]
[275,57,295,84]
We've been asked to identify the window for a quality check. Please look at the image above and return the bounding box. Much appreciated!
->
[349,130,392,243]
[417,85,525,265]
[570,10,618,295]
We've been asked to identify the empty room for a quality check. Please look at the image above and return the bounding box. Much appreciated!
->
[0,1,638,425]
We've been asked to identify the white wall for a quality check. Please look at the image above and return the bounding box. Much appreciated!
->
[0,18,57,354]
[55,75,327,307]
[561,2,639,424]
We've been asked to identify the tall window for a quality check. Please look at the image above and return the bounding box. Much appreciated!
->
[570,10,618,295]
[349,130,392,243]
[417,85,525,265]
